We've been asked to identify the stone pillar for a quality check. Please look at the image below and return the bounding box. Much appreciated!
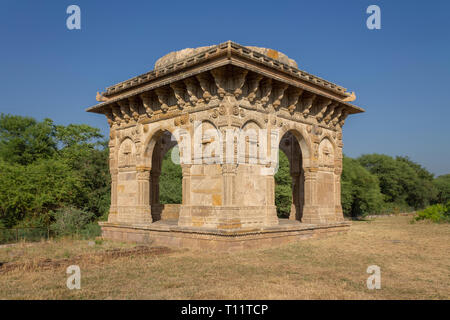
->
[289,171,301,221]
[181,164,191,205]
[150,170,162,221]
[109,168,118,223]
[264,172,279,226]
[334,168,344,222]
[334,137,344,222]
[301,167,320,224]
[178,164,192,227]
[222,164,236,206]
[136,167,152,224]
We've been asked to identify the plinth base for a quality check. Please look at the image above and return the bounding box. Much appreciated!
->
[99,219,350,251]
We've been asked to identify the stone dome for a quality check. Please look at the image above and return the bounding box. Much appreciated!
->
[154,43,298,70]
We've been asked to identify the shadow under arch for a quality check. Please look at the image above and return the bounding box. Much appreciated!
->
[143,127,183,222]
[276,128,311,221]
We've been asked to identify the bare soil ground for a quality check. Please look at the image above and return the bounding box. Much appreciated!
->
[0,215,448,299]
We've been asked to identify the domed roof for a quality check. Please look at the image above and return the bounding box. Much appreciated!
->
[154,44,298,69]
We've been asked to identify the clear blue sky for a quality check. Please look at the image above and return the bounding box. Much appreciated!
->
[0,0,449,175]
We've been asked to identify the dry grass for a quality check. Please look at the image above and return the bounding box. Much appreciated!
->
[0,215,448,299]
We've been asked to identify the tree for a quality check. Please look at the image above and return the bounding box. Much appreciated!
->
[434,174,450,204]
[275,150,292,218]
[0,158,85,227]
[341,156,384,217]
[0,113,56,165]
[358,153,436,209]
[54,124,110,217]
[396,156,437,207]
[0,114,110,227]
[159,146,182,204]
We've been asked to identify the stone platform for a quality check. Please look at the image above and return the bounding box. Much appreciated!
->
[99,219,351,251]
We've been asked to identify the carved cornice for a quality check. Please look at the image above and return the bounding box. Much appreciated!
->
[101,41,348,98]
[93,64,359,132]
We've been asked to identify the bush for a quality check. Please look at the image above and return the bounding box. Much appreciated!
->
[50,207,95,237]
[0,114,109,227]
[414,203,450,223]
[434,174,450,204]
[275,150,292,218]
[358,154,436,209]
[341,156,384,217]
[79,222,102,239]
[159,147,182,204]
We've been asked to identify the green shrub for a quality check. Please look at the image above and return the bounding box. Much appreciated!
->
[159,147,182,204]
[341,156,384,217]
[414,203,450,223]
[50,207,95,237]
[434,174,450,204]
[79,222,102,239]
[275,150,292,218]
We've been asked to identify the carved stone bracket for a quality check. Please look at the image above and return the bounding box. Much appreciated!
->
[128,96,141,121]
[170,82,187,109]
[322,102,338,124]
[154,87,170,113]
[246,73,263,102]
[287,88,303,114]
[330,106,344,126]
[259,78,272,107]
[139,92,154,118]
[111,104,122,125]
[210,68,227,98]
[271,82,289,110]
[117,100,131,123]
[196,73,213,102]
[302,94,316,118]
[315,98,332,120]
[337,109,349,128]
[105,108,114,127]
[232,69,248,98]
[183,78,200,106]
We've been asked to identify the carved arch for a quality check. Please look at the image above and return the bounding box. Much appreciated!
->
[278,124,312,169]
[193,120,221,163]
[142,125,183,168]
[241,118,264,130]
[118,137,137,168]
[318,136,336,168]
[240,120,261,164]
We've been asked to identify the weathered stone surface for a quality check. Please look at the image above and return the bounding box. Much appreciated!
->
[155,44,298,70]
[155,45,215,69]
[245,46,298,68]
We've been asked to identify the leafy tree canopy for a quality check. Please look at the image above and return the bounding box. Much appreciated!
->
[0,114,109,228]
